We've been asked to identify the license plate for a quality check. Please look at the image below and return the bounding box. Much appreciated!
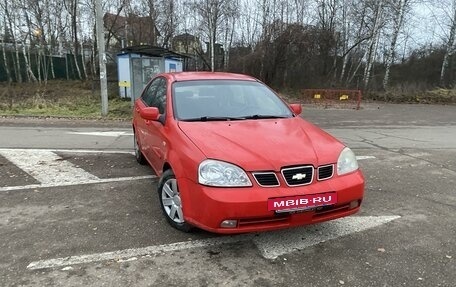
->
[268,192,337,212]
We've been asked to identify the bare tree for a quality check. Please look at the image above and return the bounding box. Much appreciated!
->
[438,0,456,87]
[191,0,238,71]
[237,0,261,50]
[0,1,13,83]
[64,0,83,80]
[382,0,410,90]
[363,0,385,89]
[157,0,178,48]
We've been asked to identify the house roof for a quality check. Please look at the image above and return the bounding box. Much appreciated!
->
[173,33,198,42]
[103,12,160,44]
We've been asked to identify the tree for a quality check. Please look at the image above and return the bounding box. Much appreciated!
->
[362,0,385,89]
[382,0,410,90]
[191,0,238,71]
[64,0,83,80]
[438,0,456,87]
[157,0,178,48]
[1,1,13,83]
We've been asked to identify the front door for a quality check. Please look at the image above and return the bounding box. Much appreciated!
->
[140,77,168,173]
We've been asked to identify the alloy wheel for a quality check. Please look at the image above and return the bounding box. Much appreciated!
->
[161,178,184,223]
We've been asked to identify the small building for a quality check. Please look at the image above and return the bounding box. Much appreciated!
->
[117,45,185,100]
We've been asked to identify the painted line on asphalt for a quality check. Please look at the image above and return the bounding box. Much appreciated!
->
[51,149,134,155]
[356,156,376,160]
[0,175,157,192]
[0,149,99,185]
[0,148,133,155]
[254,215,400,259]
[27,215,400,270]
[27,235,251,270]
[67,131,133,137]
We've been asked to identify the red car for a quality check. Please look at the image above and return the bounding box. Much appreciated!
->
[132,72,364,234]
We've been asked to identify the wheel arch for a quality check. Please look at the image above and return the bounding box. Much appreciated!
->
[162,153,181,177]
[162,162,172,173]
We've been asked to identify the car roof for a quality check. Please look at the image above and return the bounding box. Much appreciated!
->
[166,72,259,82]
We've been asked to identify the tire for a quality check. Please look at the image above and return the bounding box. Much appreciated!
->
[134,132,147,165]
[158,169,193,232]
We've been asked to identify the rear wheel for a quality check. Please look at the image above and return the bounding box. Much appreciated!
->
[134,132,146,165]
[158,169,193,232]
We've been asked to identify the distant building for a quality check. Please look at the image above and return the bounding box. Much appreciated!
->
[172,33,202,55]
[204,42,225,71]
[103,13,160,50]
[171,33,204,71]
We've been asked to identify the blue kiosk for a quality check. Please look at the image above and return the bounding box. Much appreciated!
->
[117,45,185,100]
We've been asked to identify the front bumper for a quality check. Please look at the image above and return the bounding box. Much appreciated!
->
[178,170,364,234]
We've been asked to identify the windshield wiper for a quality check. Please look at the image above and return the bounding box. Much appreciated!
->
[182,116,247,122]
[243,115,289,119]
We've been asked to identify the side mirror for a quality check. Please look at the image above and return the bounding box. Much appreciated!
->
[290,104,302,115]
[140,107,160,121]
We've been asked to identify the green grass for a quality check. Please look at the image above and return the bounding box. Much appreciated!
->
[0,80,133,119]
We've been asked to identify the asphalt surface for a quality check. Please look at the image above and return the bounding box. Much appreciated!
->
[0,103,455,286]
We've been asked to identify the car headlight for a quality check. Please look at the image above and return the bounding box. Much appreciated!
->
[337,147,359,175]
[198,159,252,187]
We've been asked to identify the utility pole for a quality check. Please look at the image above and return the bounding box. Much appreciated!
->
[95,0,108,116]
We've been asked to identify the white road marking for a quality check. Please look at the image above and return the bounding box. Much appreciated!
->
[0,148,156,191]
[0,149,99,185]
[0,175,157,192]
[254,215,400,259]
[27,215,400,270]
[27,235,250,270]
[67,131,133,137]
[356,156,376,160]
[44,149,134,155]
[0,148,133,154]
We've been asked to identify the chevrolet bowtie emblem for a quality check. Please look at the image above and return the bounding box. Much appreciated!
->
[292,173,306,180]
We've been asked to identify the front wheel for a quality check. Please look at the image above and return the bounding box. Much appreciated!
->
[158,169,193,232]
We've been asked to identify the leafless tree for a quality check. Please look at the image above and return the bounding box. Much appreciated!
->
[191,0,238,71]
[64,0,82,80]
[0,0,13,83]
[362,0,385,89]
[382,0,411,90]
[435,0,456,87]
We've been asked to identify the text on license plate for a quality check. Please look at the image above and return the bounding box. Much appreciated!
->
[267,192,337,211]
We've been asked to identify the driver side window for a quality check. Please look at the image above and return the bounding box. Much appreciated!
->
[141,78,160,107]
[141,77,167,114]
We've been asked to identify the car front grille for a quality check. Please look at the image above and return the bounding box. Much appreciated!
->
[318,164,334,180]
[252,172,280,187]
[281,166,313,186]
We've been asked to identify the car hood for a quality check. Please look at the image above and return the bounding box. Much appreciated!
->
[178,117,345,171]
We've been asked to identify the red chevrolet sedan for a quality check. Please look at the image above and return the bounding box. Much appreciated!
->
[132,72,364,234]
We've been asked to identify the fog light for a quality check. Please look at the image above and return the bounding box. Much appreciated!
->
[220,220,238,228]
[349,200,359,209]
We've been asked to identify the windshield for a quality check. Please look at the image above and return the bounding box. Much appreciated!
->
[172,80,293,121]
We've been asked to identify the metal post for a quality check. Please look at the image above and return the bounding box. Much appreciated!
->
[95,0,108,116]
